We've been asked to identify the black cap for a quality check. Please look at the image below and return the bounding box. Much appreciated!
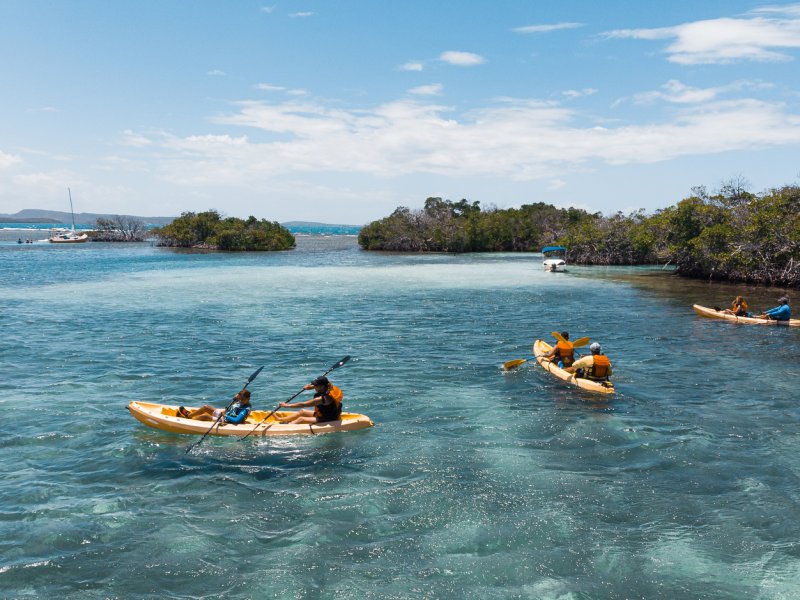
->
[311,376,329,387]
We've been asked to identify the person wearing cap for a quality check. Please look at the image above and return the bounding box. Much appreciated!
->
[565,342,612,382]
[544,331,575,368]
[756,296,791,321]
[277,376,344,424]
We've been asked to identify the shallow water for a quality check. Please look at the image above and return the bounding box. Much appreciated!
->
[1,237,799,599]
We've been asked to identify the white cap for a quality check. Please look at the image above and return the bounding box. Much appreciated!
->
[590,342,601,353]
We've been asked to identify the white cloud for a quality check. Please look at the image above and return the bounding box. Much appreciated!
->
[254,83,286,91]
[513,22,583,34]
[260,5,275,13]
[125,95,800,189]
[409,84,443,96]
[621,79,772,105]
[605,6,800,64]
[399,61,424,72]
[439,51,486,66]
[0,150,23,169]
[121,129,154,147]
[289,11,314,18]
[562,88,598,99]
[207,69,226,76]
[254,83,307,96]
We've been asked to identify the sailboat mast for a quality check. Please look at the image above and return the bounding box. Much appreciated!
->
[68,188,76,231]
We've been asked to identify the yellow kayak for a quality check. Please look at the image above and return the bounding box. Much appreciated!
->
[692,304,800,327]
[127,401,374,437]
[533,340,615,395]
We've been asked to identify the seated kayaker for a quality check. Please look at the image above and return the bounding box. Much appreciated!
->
[755,296,791,321]
[178,389,252,424]
[565,342,612,382]
[544,331,575,368]
[278,376,343,424]
[721,296,749,317]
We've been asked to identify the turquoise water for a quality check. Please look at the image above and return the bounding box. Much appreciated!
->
[2,237,799,599]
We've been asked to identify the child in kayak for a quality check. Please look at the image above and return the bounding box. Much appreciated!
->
[544,331,575,368]
[178,389,252,424]
[721,296,749,317]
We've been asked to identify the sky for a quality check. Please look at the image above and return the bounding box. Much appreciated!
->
[1,1,800,224]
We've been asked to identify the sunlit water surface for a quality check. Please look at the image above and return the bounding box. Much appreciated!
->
[1,237,799,599]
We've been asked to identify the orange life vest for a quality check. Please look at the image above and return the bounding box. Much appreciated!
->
[732,300,748,316]
[588,354,611,380]
[555,341,575,367]
[313,384,343,421]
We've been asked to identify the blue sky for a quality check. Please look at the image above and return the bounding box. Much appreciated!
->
[1,1,799,224]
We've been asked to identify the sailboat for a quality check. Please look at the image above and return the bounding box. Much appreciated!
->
[49,188,89,243]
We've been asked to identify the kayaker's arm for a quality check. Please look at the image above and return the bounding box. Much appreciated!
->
[280,396,322,409]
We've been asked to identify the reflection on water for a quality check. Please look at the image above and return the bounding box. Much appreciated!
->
[1,236,799,598]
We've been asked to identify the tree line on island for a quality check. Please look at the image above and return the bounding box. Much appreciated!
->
[88,210,295,250]
[357,182,800,288]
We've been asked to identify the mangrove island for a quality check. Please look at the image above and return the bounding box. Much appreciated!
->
[155,210,296,251]
[358,184,800,288]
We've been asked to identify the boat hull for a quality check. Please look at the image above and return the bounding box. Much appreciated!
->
[543,259,566,272]
[533,340,615,394]
[127,400,374,437]
[692,304,800,327]
[49,232,88,243]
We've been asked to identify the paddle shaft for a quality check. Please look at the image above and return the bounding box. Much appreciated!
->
[240,355,350,441]
[186,366,264,454]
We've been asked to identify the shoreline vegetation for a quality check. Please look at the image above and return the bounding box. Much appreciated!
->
[358,184,800,288]
[153,210,295,251]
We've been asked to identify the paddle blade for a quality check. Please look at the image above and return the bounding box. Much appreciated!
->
[503,359,528,370]
[332,355,350,370]
[551,331,567,344]
[247,366,265,384]
[573,337,590,348]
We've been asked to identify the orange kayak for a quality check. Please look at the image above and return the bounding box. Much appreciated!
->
[127,400,374,437]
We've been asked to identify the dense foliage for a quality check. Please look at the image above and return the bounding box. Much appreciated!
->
[358,185,800,287]
[358,197,594,252]
[155,210,295,251]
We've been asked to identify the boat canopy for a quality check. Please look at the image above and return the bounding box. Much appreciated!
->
[541,246,567,253]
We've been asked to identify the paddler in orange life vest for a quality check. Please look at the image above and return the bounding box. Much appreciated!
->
[544,331,576,369]
[278,376,343,424]
[565,342,612,382]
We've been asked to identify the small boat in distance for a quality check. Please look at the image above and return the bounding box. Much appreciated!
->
[542,246,567,272]
[49,188,88,243]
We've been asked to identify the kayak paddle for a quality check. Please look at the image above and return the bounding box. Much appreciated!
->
[185,365,264,454]
[504,335,590,370]
[502,353,555,371]
[551,332,590,347]
[240,355,351,441]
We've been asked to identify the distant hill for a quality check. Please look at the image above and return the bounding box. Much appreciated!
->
[282,220,361,228]
[1,211,361,229]
[0,209,175,226]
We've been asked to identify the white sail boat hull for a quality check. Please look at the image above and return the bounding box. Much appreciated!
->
[49,188,89,243]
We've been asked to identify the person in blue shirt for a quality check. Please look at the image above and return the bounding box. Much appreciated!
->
[178,389,252,424]
[757,296,791,321]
